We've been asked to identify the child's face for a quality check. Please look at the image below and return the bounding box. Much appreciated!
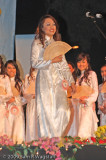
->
[77,58,88,71]
[6,63,16,78]
[42,18,56,38]
[31,71,37,79]
[68,64,74,73]
[101,66,106,80]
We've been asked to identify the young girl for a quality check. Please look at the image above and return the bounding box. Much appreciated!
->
[98,64,106,126]
[0,57,13,137]
[68,61,77,82]
[23,67,38,142]
[30,14,75,138]
[70,53,98,138]
[5,60,26,144]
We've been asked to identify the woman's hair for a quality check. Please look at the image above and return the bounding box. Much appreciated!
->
[5,60,22,92]
[100,64,106,82]
[35,14,61,46]
[76,52,92,85]
[0,56,5,74]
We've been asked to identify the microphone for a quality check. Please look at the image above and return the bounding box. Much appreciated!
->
[86,12,102,19]
[96,13,102,18]
[86,12,95,18]
[86,12,106,39]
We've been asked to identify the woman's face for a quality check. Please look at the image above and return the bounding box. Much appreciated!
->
[31,71,37,79]
[77,58,88,71]
[101,66,106,79]
[68,64,75,73]
[42,18,56,38]
[6,63,16,78]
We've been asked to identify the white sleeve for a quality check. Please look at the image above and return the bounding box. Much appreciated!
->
[86,71,98,106]
[0,76,13,103]
[59,55,75,86]
[98,86,103,108]
[30,40,51,69]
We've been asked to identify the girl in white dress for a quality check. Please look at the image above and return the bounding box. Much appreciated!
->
[23,67,38,142]
[5,60,26,144]
[69,53,98,138]
[31,14,75,138]
[0,57,13,137]
[98,64,106,126]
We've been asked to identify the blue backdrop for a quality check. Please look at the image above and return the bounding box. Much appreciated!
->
[0,0,16,61]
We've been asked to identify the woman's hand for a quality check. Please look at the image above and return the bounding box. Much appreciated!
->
[32,94,35,99]
[79,96,88,104]
[100,106,106,114]
[7,97,15,104]
[79,99,86,104]
[52,55,62,63]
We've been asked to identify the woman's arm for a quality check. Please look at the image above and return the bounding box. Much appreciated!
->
[31,40,51,69]
[0,76,13,104]
[86,71,99,106]
[60,55,75,85]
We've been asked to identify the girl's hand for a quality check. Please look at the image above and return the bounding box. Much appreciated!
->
[7,97,15,104]
[79,96,88,104]
[52,55,62,63]
[79,99,86,104]
[32,94,35,99]
[102,109,106,114]
[99,106,106,114]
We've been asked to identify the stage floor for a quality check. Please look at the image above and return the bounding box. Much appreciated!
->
[0,145,106,160]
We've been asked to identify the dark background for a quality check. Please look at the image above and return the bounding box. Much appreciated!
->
[16,0,106,84]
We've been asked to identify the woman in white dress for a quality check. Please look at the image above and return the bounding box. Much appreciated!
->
[5,60,26,144]
[69,53,98,138]
[23,67,38,142]
[30,14,75,138]
[98,64,106,126]
[0,57,13,137]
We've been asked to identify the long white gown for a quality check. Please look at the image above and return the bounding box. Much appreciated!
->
[98,83,106,126]
[68,71,99,138]
[8,77,25,144]
[23,73,38,142]
[30,36,75,138]
[0,75,13,137]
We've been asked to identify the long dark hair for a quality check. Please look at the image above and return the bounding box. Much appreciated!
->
[35,14,61,46]
[76,53,92,85]
[0,56,5,75]
[101,64,106,83]
[5,60,22,92]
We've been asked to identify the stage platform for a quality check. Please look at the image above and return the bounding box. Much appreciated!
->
[0,145,106,160]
